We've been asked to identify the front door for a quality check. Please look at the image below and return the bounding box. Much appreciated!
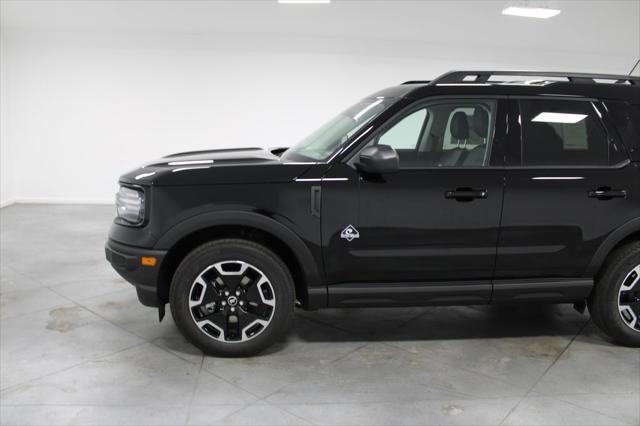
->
[322,98,508,305]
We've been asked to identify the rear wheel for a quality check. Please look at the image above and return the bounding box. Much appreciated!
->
[170,239,295,356]
[588,242,640,347]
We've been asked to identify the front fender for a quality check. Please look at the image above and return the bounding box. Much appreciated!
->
[153,209,325,302]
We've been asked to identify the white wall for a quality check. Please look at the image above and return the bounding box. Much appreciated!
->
[0,28,13,206]
[1,1,639,205]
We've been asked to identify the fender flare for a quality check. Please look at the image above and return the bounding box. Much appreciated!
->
[585,217,640,276]
[154,210,323,290]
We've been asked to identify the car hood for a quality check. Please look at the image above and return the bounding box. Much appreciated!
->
[119,147,315,186]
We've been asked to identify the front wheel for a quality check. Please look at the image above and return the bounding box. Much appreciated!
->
[170,239,295,357]
[588,242,640,347]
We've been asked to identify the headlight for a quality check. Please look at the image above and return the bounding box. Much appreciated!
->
[115,186,145,225]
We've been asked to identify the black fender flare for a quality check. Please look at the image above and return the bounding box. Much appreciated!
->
[585,217,640,276]
[154,210,323,292]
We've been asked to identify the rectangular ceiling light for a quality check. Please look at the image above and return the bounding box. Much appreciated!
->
[532,112,587,124]
[278,0,330,3]
[502,6,561,19]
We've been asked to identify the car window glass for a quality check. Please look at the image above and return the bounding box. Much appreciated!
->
[378,109,427,149]
[520,100,608,166]
[602,101,636,164]
[374,100,497,168]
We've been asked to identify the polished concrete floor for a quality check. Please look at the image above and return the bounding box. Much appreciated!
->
[0,204,638,426]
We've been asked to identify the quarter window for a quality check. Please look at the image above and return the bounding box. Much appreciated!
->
[520,100,608,166]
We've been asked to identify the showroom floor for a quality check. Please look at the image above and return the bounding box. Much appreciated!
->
[0,204,638,426]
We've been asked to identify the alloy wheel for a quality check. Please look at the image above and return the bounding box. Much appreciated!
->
[618,264,640,333]
[188,260,276,342]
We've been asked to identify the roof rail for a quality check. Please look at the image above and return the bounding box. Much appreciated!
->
[430,70,640,85]
[402,80,431,85]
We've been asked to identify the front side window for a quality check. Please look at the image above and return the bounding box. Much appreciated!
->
[373,99,497,168]
[378,109,428,150]
[520,99,608,166]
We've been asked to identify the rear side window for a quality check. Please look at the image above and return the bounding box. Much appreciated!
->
[520,100,608,166]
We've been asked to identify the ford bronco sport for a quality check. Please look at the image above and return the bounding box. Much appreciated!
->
[106,70,640,356]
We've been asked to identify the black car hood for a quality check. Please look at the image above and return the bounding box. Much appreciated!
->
[119,147,315,186]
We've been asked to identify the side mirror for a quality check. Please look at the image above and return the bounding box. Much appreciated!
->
[355,145,400,175]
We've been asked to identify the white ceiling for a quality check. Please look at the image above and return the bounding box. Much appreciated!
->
[1,0,639,74]
[1,1,638,53]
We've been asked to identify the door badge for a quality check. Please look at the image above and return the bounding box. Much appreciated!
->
[340,225,360,242]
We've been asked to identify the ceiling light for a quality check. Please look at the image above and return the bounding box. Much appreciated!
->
[502,6,561,19]
[532,112,587,124]
[278,0,330,4]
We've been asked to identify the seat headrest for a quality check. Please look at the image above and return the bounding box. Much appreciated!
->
[531,122,563,146]
[473,108,489,138]
[524,122,564,164]
[450,111,469,140]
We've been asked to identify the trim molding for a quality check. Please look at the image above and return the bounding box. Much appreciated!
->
[328,281,491,307]
[492,278,593,303]
[327,278,593,308]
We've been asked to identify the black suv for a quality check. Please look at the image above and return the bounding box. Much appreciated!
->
[106,71,640,356]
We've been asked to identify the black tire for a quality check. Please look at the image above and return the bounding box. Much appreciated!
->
[588,241,640,347]
[170,239,295,357]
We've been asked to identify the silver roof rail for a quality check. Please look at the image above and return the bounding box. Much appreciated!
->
[429,70,640,85]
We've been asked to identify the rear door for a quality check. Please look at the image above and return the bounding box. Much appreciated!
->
[495,97,637,286]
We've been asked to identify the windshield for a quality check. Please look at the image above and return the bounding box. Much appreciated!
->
[281,97,396,162]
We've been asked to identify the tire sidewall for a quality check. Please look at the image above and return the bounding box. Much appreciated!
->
[170,240,294,357]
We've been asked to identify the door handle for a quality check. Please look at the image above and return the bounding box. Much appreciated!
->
[588,187,626,200]
[445,187,488,202]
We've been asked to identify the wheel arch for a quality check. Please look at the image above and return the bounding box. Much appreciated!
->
[154,211,325,309]
[586,217,640,277]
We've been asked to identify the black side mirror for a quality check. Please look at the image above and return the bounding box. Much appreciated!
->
[355,145,400,175]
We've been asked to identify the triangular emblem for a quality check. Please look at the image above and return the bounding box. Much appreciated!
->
[340,225,360,242]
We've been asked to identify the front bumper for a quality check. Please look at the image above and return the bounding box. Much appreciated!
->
[105,239,167,307]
